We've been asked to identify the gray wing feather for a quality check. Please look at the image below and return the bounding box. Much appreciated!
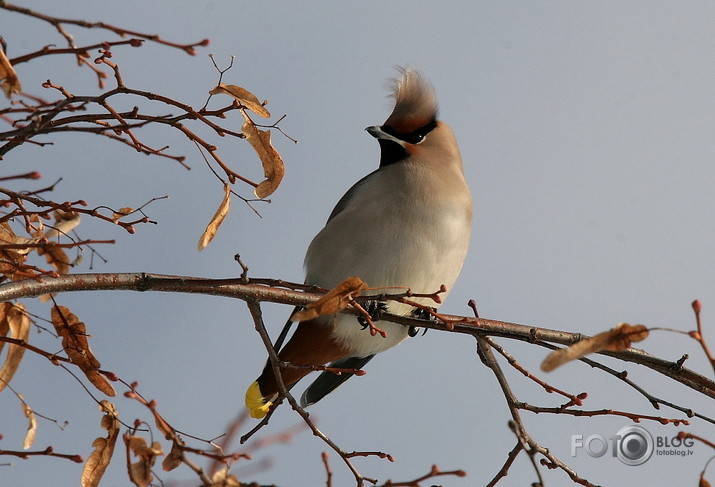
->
[326,168,381,222]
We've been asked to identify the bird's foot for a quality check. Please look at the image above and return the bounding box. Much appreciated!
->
[357,300,388,329]
[408,306,437,337]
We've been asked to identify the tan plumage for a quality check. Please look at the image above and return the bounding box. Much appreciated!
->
[384,67,439,133]
[245,67,472,418]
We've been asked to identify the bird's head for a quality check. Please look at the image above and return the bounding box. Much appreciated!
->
[367,67,459,167]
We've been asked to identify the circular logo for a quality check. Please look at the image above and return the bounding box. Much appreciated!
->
[616,426,654,466]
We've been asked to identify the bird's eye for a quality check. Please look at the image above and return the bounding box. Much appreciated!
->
[402,120,436,145]
[405,133,425,144]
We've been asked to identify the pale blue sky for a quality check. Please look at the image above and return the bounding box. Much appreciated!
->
[2,2,715,486]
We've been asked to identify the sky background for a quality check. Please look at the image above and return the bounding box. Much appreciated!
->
[2,2,715,486]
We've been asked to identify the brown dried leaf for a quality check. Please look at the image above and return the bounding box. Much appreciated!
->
[38,243,70,275]
[0,304,8,356]
[0,48,21,98]
[0,303,30,392]
[112,207,135,223]
[0,249,26,281]
[541,322,649,372]
[21,398,37,449]
[28,214,45,240]
[241,112,285,198]
[86,370,116,396]
[51,306,116,396]
[0,221,18,245]
[210,469,240,487]
[81,400,119,487]
[44,210,81,239]
[292,276,368,322]
[0,221,37,280]
[0,221,36,254]
[197,182,231,251]
[126,436,163,487]
[37,242,70,302]
[209,83,270,118]
[161,441,183,471]
[37,293,53,304]
[153,412,173,440]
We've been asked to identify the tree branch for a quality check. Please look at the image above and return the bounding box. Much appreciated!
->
[0,272,711,400]
[2,272,714,486]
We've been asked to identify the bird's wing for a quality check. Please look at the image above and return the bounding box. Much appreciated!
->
[300,354,375,407]
[325,168,380,222]
[273,307,300,352]
[256,307,299,380]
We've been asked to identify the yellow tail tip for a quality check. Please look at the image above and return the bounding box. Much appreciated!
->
[245,381,272,419]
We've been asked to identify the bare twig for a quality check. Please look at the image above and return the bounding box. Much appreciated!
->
[380,464,467,487]
[0,446,83,463]
[691,300,715,375]
[477,335,596,487]
[0,2,208,54]
[244,299,383,486]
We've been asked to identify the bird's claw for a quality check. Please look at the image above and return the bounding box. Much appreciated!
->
[408,306,437,336]
[357,300,388,329]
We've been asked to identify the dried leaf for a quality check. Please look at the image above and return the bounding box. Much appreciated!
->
[86,369,116,396]
[81,401,119,487]
[210,469,240,487]
[22,398,37,449]
[153,412,173,440]
[0,249,26,281]
[37,293,52,304]
[28,214,45,240]
[241,112,285,198]
[161,441,183,471]
[51,306,116,396]
[126,436,163,487]
[38,211,75,280]
[541,322,649,372]
[37,242,71,301]
[209,83,270,118]
[292,276,368,322]
[0,303,30,392]
[197,182,231,251]
[0,222,36,280]
[0,221,36,254]
[38,242,70,275]
[0,48,21,98]
[112,207,135,222]
[0,221,17,244]
[0,304,8,356]
[44,210,81,239]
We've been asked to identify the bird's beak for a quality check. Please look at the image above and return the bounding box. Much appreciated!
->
[365,125,382,138]
[366,125,402,145]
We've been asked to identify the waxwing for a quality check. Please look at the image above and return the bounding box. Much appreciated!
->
[246,67,472,418]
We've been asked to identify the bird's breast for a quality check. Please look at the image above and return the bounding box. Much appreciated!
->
[304,162,472,355]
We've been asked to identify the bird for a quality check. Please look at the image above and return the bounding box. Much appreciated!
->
[245,67,472,419]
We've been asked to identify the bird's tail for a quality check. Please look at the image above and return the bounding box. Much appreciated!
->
[244,318,352,418]
[245,381,273,419]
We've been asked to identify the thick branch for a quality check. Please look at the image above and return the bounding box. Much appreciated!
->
[0,272,713,401]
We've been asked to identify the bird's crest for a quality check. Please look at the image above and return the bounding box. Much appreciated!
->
[384,67,438,134]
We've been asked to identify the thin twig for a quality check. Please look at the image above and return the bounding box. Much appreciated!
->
[244,299,381,486]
